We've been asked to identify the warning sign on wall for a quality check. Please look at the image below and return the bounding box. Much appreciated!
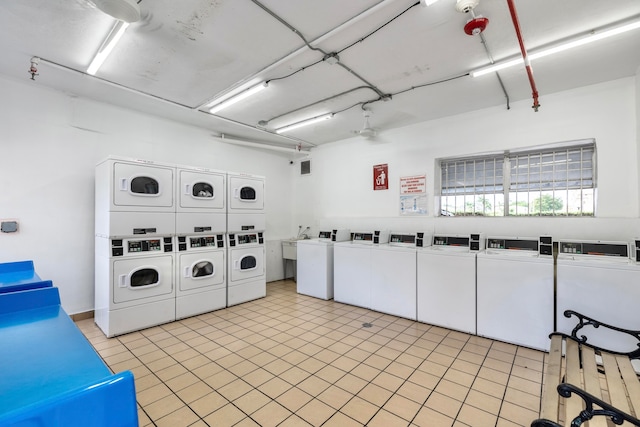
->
[400,174,427,215]
[400,175,426,194]
[373,164,388,191]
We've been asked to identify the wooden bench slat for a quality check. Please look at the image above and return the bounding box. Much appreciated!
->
[565,339,584,424]
[541,335,564,422]
[601,352,630,415]
[616,355,640,419]
[580,345,608,427]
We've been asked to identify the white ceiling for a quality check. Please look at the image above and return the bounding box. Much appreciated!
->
[1,0,639,150]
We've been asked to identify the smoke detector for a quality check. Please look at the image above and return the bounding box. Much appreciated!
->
[455,0,479,13]
[92,0,141,22]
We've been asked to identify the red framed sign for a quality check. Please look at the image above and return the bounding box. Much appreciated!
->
[373,164,388,190]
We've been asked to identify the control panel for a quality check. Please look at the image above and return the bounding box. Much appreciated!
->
[228,232,264,247]
[111,236,173,257]
[486,238,538,251]
[559,241,628,257]
[177,234,225,251]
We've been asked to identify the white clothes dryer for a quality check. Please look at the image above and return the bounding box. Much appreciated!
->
[227,231,266,306]
[476,237,554,351]
[296,230,350,300]
[417,234,483,334]
[557,240,640,354]
[227,172,265,214]
[176,165,226,213]
[95,235,175,337]
[176,234,226,319]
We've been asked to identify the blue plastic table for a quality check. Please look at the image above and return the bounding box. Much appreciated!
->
[0,287,138,426]
[0,260,52,293]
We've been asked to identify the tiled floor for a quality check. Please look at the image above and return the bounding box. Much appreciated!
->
[77,280,547,427]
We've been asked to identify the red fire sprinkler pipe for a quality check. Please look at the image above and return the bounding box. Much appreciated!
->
[506,0,540,111]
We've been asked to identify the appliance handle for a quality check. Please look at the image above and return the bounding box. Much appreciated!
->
[234,260,239,270]
[119,178,128,191]
[184,184,191,195]
[234,188,239,199]
[184,266,190,278]
[118,274,127,288]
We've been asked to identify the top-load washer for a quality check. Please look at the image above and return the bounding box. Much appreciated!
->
[417,234,484,334]
[476,236,554,351]
[95,156,176,238]
[557,240,640,354]
[296,229,350,300]
[370,232,430,320]
[334,230,389,309]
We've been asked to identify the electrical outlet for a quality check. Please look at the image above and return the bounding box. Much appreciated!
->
[1,219,19,233]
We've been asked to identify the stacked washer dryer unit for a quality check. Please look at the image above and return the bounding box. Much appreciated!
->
[175,165,227,319]
[417,234,484,334]
[226,172,266,306]
[476,236,554,351]
[334,230,390,309]
[95,157,176,337]
[557,239,640,353]
[296,229,350,300]
[370,232,430,320]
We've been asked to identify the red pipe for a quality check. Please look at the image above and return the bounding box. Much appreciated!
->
[506,0,540,111]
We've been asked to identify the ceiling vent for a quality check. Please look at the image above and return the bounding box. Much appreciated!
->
[300,160,311,176]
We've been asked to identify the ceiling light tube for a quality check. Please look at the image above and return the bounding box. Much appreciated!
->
[275,113,334,134]
[87,20,129,75]
[420,0,441,6]
[208,82,268,114]
[471,18,640,77]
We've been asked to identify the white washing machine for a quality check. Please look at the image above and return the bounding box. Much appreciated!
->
[370,232,429,320]
[476,236,554,351]
[417,234,484,334]
[176,233,226,319]
[95,235,175,337]
[296,229,350,300]
[227,231,266,306]
[557,240,640,354]
[334,231,389,309]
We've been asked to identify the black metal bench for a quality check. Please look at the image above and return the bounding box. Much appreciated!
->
[532,310,640,427]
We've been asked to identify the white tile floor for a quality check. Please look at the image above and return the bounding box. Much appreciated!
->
[77,280,548,426]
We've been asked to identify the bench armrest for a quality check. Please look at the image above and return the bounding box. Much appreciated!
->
[554,310,640,359]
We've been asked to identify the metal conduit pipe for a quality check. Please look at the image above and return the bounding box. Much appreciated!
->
[506,0,540,111]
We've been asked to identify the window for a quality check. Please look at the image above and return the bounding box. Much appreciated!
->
[438,140,596,217]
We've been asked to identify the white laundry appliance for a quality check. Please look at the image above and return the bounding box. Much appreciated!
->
[227,231,266,306]
[227,172,265,229]
[95,234,175,337]
[557,240,640,354]
[296,229,350,300]
[417,234,484,334]
[334,231,389,309]
[370,232,430,320]
[95,157,176,238]
[175,233,226,319]
[476,236,554,351]
[175,165,226,235]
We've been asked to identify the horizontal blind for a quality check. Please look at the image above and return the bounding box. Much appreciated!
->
[509,144,594,191]
[441,156,504,195]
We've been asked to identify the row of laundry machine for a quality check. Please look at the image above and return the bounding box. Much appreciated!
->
[298,230,640,352]
[94,156,266,337]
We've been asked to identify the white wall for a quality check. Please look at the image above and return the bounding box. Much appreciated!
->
[294,77,639,241]
[0,75,296,314]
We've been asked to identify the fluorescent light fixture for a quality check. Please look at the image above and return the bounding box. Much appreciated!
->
[471,18,640,77]
[87,21,129,75]
[208,82,268,114]
[275,113,334,134]
[420,0,440,6]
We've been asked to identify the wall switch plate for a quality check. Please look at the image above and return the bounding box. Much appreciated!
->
[1,220,18,233]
